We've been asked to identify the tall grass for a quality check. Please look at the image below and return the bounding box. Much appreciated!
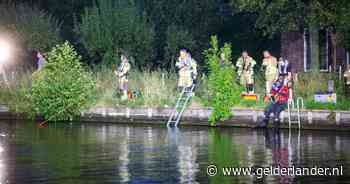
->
[0,71,34,115]
[294,71,332,100]
[93,67,178,108]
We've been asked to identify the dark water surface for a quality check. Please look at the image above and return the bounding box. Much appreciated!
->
[0,121,348,184]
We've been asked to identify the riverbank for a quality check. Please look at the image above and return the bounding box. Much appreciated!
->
[1,105,350,131]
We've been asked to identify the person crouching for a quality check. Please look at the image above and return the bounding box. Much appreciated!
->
[255,76,289,128]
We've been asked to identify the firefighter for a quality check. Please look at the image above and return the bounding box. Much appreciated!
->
[344,66,350,95]
[37,52,47,70]
[344,66,350,85]
[115,54,131,100]
[236,51,256,94]
[278,57,293,98]
[262,51,279,95]
[278,57,292,85]
[176,49,193,91]
[254,76,290,129]
[188,52,198,87]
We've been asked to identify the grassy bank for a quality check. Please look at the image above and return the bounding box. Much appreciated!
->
[0,69,349,114]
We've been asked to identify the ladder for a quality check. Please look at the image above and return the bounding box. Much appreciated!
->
[167,85,195,127]
[287,97,304,129]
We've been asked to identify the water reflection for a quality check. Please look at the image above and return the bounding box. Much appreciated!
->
[119,127,130,183]
[168,127,200,184]
[264,128,292,183]
[0,121,346,184]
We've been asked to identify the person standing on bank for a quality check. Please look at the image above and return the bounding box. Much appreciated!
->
[278,57,292,84]
[37,52,47,70]
[255,76,289,128]
[236,51,256,94]
[115,54,131,101]
[176,49,193,91]
[188,51,198,88]
[278,57,293,98]
[262,51,279,96]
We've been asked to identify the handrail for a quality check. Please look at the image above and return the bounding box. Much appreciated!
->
[288,97,303,129]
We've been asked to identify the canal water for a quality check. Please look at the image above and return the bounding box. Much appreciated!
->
[0,121,348,184]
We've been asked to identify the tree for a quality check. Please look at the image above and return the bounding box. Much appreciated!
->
[231,0,350,70]
[76,0,155,67]
[143,0,224,66]
[308,0,350,70]
[7,0,93,40]
[0,3,61,52]
[231,0,307,36]
[163,25,196,69]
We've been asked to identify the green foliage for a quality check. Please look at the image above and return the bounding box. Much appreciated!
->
[143,0,223,64]
[231,0,307,36]
[231,0,350,49]
[164,25,196,69]
[205,36,241,125]
[76,0,155,67]
[31,42,96,121]
[0,3,61,52]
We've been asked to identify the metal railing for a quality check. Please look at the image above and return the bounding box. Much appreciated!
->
[287,97,304,129]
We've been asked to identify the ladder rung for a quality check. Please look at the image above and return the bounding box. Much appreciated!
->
[289,121,300,124]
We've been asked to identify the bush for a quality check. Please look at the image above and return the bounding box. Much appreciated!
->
[31,42,96,121]
[204,36,241,125]
[76,0,155,67]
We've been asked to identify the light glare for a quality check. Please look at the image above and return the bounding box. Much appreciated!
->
[0,39,12,63]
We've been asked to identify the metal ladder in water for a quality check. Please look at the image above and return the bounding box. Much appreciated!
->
[167,85,195,127]
[287,97,304,129]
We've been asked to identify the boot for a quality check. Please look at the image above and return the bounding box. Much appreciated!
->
[253,118,269,128]
[273,118,280,129]
[121,91,128,101]
[248,84,254,94]
[245,85,250,94]
[246,84,251,94]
